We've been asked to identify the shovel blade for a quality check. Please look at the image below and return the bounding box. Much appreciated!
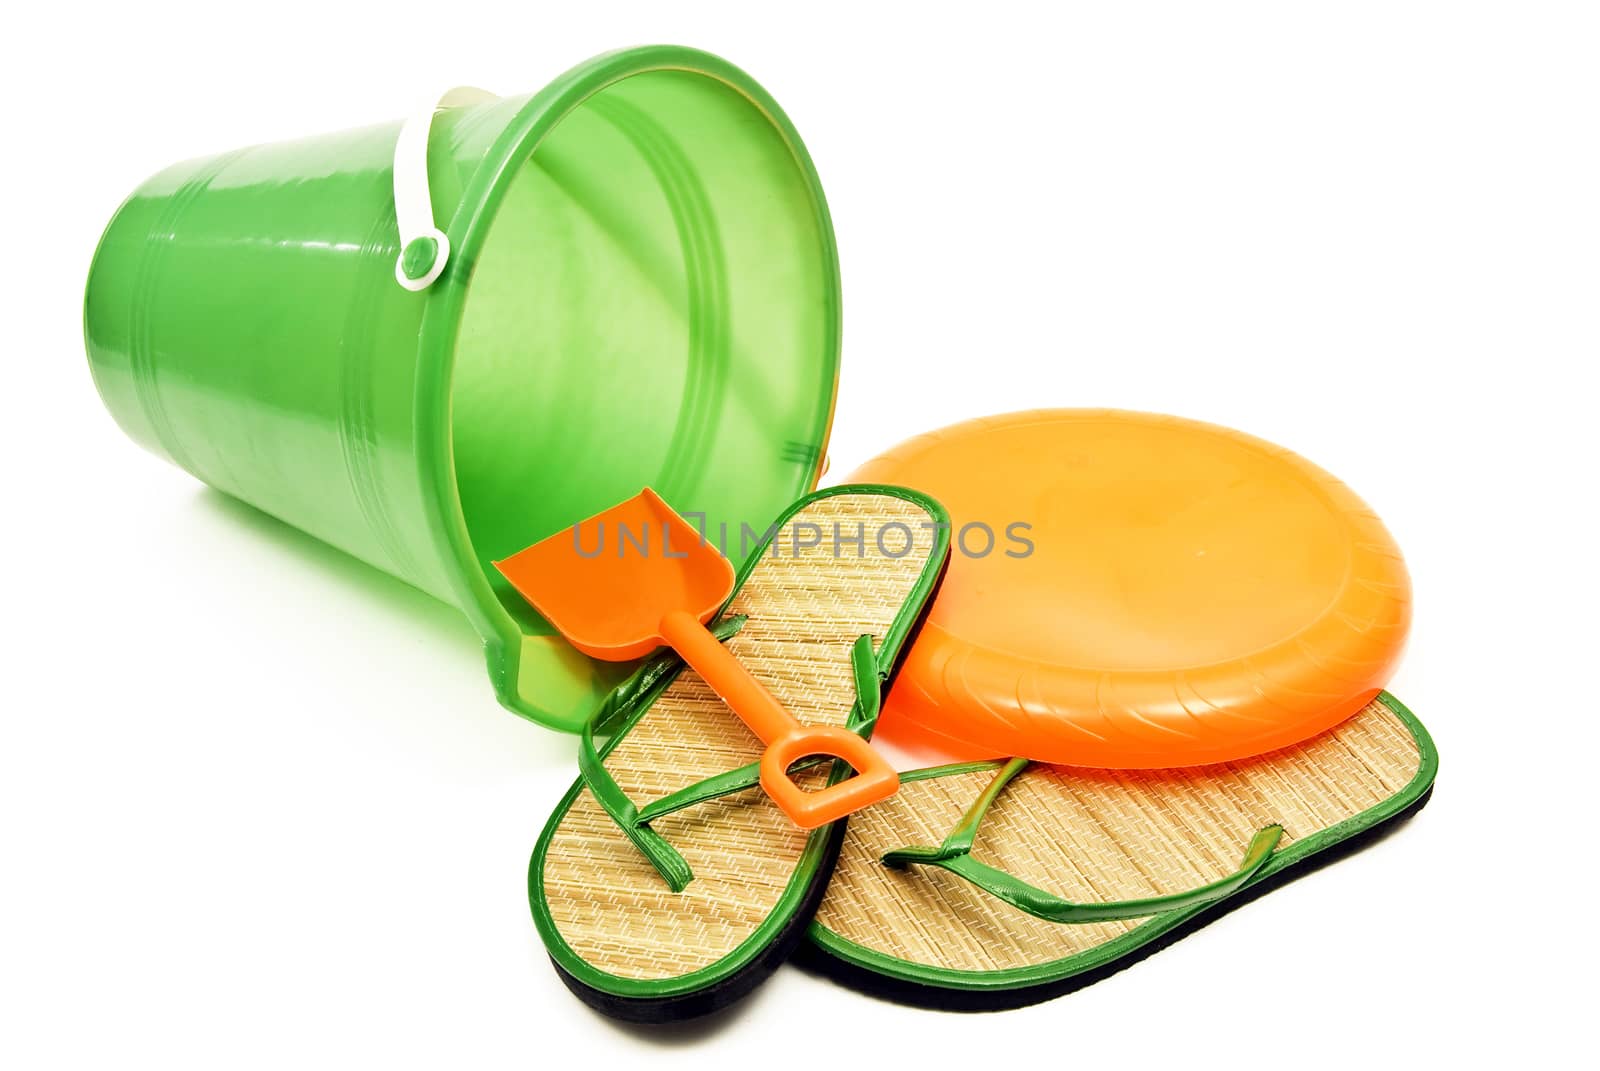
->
[493,488,735,661]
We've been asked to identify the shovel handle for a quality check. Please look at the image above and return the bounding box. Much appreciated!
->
[658,609,898,828]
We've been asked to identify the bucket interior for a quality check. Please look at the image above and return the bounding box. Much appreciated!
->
[449,70,836,634]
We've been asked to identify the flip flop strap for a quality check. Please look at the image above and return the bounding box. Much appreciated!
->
[574,620,749,893]
[880,759,1284,924]
[635,634,882,824]
[580,629,882,891]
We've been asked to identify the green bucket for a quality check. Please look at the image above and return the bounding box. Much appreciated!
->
[83,46,840,731]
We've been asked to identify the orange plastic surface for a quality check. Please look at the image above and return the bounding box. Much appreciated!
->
[494,489,898,827]
[854,411,1411,768]
[494,488,734,663]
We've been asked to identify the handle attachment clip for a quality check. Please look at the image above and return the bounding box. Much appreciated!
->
[393,86,496,291]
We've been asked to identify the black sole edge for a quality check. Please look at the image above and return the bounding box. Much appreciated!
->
[550,816,849,1025]
[793,782,1436,1013]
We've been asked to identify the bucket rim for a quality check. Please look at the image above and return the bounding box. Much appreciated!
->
[410,45,843,728]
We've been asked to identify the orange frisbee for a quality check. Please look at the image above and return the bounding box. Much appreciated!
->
[854,410,1411,767]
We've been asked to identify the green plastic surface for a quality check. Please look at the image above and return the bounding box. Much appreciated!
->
[83,46,841,731]
[400,236,440,280]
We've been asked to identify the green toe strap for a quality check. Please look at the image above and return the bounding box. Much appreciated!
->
[636,633,883,825]
[881,758,1285,924]
[583,630,885,891]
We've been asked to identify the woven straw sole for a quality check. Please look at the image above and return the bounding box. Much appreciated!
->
[806,693,1435,1007]
[530,488,947,1016]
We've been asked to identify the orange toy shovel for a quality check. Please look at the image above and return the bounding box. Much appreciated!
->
[493,488,899,829]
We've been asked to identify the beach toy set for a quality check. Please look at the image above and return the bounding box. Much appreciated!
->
[83,45,1435,1023]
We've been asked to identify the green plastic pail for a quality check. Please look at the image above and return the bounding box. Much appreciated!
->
[83,46,840,731]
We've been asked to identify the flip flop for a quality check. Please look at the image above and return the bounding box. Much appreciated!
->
[802,693,1436,1010]
[528,485,950,1022]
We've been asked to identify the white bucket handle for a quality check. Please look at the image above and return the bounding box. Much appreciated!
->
[394,87,498,291]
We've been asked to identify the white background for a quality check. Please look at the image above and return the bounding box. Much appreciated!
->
[4,2,1595,1066]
